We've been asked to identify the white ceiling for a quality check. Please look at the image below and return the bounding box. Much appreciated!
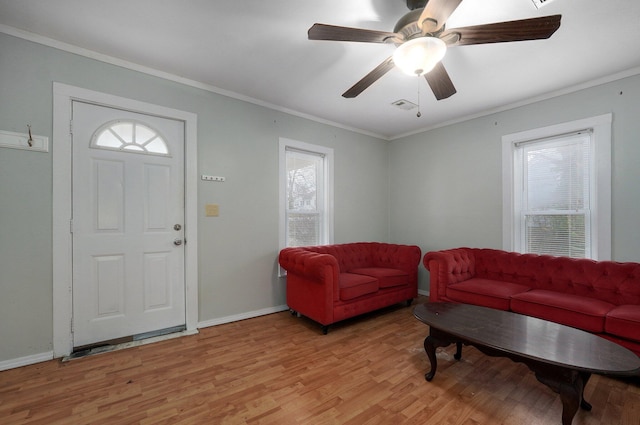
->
[1,0,639,139]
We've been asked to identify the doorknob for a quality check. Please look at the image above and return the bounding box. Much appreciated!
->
[174,239,183,246]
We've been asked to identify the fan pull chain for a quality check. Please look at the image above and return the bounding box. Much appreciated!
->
[416,77,422,118]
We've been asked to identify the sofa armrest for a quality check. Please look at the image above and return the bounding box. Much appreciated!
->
[279,247,340,325]
[279,247,339,283]
[423,248,476,302]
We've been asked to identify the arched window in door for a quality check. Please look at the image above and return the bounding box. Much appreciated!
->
[91,120,170,156]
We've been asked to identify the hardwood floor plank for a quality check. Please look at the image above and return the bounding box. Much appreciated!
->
[1,296,639,424]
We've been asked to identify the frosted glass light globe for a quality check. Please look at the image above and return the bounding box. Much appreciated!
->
[393,37,447,76]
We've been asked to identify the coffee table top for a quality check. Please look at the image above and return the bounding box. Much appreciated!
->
[414,302,640,375]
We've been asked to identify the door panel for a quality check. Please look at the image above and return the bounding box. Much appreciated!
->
[144,164,171,230]
[94,254,125,317]
[144,252,172,310]
[72,101,185,347]
[95,159,124,231]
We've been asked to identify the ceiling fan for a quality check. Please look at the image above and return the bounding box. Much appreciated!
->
[308,0,561,100]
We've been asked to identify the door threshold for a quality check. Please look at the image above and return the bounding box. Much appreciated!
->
[62,327,197,362]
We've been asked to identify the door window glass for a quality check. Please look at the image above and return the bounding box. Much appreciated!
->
[92,120,170,156]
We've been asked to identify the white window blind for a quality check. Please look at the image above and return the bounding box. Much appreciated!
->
[285,148,325,247]
[519,132,591,258]
[502,114,611,260]
[279,138,333,255]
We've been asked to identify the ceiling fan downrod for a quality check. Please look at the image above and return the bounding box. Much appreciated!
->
[416,78,422,118]
[406,0,429,10]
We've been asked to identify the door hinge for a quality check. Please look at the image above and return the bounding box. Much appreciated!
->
[69,120,73,135]
[70,219,74,234]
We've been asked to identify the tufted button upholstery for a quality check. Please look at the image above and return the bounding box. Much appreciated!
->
[423,247,640,356]
[279,242,421,331]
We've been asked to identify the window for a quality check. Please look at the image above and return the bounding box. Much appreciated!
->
[502,114,611,260]
[92,119,170,156]
[279,138,333,250]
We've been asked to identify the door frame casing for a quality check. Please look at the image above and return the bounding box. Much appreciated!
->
[53,82,199,357]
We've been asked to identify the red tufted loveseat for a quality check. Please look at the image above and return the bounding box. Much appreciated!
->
[279,242,421,333]
[423,247,640,356]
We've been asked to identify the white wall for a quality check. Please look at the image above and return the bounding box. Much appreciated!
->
[0,32,390,364]
[390,73,640,292]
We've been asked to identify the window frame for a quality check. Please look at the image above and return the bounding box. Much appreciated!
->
[502,114,612,260]
[279,138,334,253]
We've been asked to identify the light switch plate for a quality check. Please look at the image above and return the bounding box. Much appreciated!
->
[205,204,220,217]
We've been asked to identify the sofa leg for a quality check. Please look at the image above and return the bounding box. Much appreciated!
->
[406,299,413,307]
[322,325,329,335]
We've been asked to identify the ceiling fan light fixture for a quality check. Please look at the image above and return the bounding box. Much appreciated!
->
[393,36,447,76]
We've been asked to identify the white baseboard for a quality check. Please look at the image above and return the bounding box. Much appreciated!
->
[0,351,54,371]
[198,305,289,329]
[197,295,429,329]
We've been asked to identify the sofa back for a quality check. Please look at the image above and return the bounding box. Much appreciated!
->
[288,243,420,289]
[303,242,418,273]
[471,248,640,306]
[307,243,374,271]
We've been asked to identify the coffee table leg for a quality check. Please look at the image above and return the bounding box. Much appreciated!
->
[423,329,456,382]
[423,335,439,381]
[454,342,462,360]
[536,370,591,425]
[558,381,581,425]
[579,372,592,411]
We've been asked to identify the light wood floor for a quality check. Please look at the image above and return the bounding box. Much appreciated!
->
[2,296,639,424]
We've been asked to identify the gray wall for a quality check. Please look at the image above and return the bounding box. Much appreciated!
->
[389,73,640,292]
[3,29,640,364]
[0,33,390,362]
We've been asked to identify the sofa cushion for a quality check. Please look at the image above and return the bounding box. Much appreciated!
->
[510,290,615,333]
[349,267,409,288]
[605,305,640,341]
[446,278,531,311]
[338,273,379,301]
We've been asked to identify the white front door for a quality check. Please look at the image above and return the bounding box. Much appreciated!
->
[71,100,186,347]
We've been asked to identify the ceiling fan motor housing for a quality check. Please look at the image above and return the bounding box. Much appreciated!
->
[394,8,444,42]
[407,0,429,10]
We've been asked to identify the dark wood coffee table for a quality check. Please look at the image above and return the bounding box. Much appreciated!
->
[414,302,640,425]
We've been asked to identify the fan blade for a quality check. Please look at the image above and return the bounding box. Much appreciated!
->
[424,62,457,100]
[440,15,561,46]
[342,57,395,98]
[308,23,400,43]
[418,0,463,34]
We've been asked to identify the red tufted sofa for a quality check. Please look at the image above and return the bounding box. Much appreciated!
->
[279,242,421,333]
[423,247,640,356]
